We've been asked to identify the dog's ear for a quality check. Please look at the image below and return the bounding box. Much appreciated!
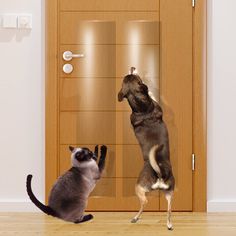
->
[118,85,129,101]
[118,90,125,101]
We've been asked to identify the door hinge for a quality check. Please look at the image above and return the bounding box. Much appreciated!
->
[192,0,195,8]
[192,154,195,171]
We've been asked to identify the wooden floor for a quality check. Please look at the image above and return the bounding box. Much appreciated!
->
[0,212,236,236]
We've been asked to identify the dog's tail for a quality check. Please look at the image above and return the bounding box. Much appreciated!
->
[149,144,164,177]
[26,175,57,217]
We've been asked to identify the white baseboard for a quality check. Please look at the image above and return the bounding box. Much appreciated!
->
[207,200,236,212]
[0,201,40,212]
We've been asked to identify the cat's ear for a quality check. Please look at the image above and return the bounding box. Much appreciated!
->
[69,146,75,152]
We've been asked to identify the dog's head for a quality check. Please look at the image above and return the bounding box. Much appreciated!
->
[118,74,148,101]
[118,68,153,112]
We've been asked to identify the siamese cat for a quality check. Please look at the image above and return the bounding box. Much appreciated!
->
[26,145,107,223]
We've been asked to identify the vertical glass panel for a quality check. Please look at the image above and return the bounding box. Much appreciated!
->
[123,21,160,44]
[118,21,160,100]
[121,21,160,184]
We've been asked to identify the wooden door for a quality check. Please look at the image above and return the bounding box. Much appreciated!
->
[46,0,195,211]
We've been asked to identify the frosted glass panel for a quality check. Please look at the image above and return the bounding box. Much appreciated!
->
[60,16,161,203]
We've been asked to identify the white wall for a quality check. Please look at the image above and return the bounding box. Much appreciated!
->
[0,0,236,212]
[207,0,236,211]
[0,0,44,211]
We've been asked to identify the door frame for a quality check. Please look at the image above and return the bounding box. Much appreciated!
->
[45,0,207,211]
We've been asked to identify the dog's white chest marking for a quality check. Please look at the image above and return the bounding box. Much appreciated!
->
[151,178,169,190]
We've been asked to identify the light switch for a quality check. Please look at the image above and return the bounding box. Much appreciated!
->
[2,14,18,28]
[18,14,32,29]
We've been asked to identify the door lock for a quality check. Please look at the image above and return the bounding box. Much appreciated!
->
[63,64,73,74]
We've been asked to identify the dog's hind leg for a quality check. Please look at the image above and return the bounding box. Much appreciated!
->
[131,185,148,223]
[165,191,173,230]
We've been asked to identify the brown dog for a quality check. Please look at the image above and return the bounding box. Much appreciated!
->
[118,67,175,230]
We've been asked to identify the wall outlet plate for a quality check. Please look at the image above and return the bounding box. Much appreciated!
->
[18,14,32,29]
[2,14,18,28]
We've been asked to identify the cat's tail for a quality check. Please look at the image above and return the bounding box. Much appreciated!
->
[149,144,164,177]
[26,175,57,217]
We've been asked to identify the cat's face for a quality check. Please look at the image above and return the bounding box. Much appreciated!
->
[69,146,96,168]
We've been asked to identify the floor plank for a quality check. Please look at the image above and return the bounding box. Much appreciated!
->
[0,212,236,236]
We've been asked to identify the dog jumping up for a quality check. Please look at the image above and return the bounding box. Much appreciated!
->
[118,67,175,230]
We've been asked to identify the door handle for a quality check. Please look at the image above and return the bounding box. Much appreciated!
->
[63,51,84,61]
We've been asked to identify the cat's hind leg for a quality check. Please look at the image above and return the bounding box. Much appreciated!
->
[63,201,92,224]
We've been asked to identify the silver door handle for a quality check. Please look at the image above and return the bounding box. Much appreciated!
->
[63,51,84,61]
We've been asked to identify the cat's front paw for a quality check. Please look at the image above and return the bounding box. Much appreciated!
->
[100,145,107,156]
[94,145,99,156]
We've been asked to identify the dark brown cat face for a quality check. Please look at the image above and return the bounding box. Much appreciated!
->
[74,148,93,162]
[70,146,97,168]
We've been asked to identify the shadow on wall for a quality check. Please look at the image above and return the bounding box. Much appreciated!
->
[0,29,30,42]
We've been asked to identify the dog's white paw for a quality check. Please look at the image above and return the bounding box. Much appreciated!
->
[151,179,169,190]
[151,182,158,189]
[167,222,173,230]
[159,182,169,190]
